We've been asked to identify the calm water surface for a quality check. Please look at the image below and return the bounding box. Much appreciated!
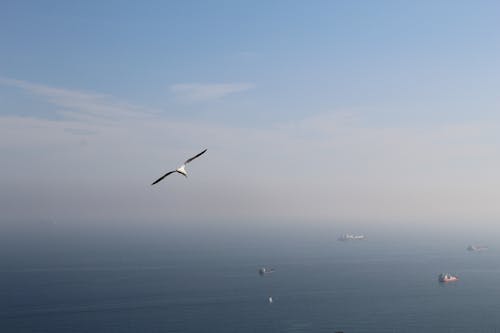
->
[1,225,499,332]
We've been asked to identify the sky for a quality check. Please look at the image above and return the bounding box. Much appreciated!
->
[2,1,500,229]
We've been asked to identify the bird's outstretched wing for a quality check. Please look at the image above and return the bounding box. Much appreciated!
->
[151,171,176,185]
[185,149,207,164]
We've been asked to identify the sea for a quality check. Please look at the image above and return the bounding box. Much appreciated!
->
[1,222,500,332]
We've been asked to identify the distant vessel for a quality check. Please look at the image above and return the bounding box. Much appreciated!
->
[467,245,488,252]
[438,273,458,283]
[258,267,275,275]
[338,234,365,241]
[268,296,273,304]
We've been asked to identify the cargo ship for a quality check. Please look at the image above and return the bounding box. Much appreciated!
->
[338,234,365,241]
[467,245,488,252]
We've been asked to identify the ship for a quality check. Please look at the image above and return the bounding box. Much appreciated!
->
[338,233,366,241]
[258,267,275,275]
[438,273,458,283]
[467,245,488,252]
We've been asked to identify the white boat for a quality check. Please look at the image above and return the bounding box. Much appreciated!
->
[338,233,365,241]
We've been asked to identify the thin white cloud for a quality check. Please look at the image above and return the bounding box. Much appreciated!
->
[170,83,254,102]
[0,77,156,121]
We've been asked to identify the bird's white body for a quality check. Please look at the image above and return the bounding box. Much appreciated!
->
[176,165,187,177]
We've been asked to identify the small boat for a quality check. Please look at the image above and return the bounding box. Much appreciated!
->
[438,273,458,283]
[467,245,488,252]
[338,233,365,241]
[258,267,275,275]
[268,296,273,304]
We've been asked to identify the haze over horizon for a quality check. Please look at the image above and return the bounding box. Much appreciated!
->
[2,1,500,229]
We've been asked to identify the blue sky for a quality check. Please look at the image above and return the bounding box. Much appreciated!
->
[2,1,500,226]
[4,1,500,125]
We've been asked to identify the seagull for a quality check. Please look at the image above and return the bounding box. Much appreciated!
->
[151,149,207,185]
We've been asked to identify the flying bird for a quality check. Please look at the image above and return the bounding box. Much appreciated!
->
[151,149,207,185]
